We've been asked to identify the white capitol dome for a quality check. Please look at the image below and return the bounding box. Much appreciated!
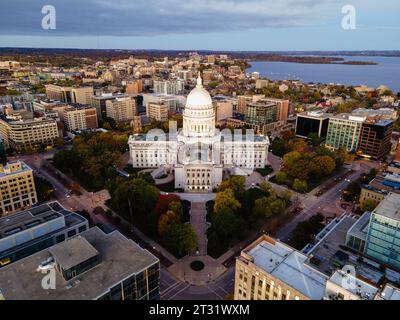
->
[182,73,215,138]
[185,73,212,110]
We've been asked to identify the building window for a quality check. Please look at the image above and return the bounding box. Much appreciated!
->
[67,229,77,237]
[55,234,65,243]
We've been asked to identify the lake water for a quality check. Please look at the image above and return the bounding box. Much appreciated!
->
[247,56,400,92]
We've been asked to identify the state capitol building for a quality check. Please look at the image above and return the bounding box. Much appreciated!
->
[128,74,270,193]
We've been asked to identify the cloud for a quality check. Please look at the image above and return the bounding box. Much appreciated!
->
[0,0,341,37]
[0,0,398,37]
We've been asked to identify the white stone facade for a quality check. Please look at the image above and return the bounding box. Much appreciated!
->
[129,75,270,193]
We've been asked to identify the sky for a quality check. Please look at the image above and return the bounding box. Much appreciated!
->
[0,0,399,51]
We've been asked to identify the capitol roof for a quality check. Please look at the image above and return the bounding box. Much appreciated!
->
[185,73,212,110]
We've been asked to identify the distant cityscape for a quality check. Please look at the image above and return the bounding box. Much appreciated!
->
[0,48,399,302]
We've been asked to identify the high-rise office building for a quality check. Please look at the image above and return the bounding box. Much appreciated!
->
[234,235,328,300]
[262,98,289,123]
[63,106,98,132]
[246,99,278,130]
[153,79,184,95]
[0,117,59,151]
[0,161,37,216]
[295,111,332,139]
[91,93,128,121]
[146,102,168,122]
[0,227,160,300]
[45,85,94,105]
[0,202,88,268]
[125,80,143,94]
[235,234,399,301]
[365,193,400,270]
[71,87,94,105]
[357,119,393,160]
[214,99,233,121]
[105,96,136,123]
[325,114,366,152]
[237,95,264,115]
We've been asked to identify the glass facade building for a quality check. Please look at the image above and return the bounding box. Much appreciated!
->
[365,212,400,270]
[365,193,400,270]
[325,115,365,152]
[98,263,160,300]
[246,101,278,127]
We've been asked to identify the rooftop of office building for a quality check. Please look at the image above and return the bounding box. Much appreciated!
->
[330,113,366,122]
[328,270,379,300]
[372,192,400,221]
[377,284,400,300]
[0,160,32,178]
[305,215,358,276]
[363,174,400,195]
[242,235,328,300]
[0,115,56,125]
[0,227,159,300]
[346,212,371,243]
[352,107,397,119]
[0,202,86,242]
[362,119,393,126]
[297,111,332,119]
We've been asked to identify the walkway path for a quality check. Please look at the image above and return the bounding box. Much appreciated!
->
[190,202,208,255]
[167,199,226,286]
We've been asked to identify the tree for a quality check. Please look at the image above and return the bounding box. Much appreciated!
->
[288,139,310,153]
[168,201,184,221]
[270,198,286,215]
[253,197,273,220]
[289,213,324,249]
[163,223,198,257]
[292,179,308,193]
[218,176,245,199]
[283,151,302,168]
[158,210,179,236]
[309,155,336,178]
[53,137,65,148]
[277,189,292,203]
[361,199,378,212]
[271,137,286,157]
[275,171,288,185]
[214,188,241,213]
[287,159,310,180]
[34,176,55,203]
[307,132,322,147]
[210,207,243,240]
[260,181,273,195]
[155,194,181,215]
[281,130,295,141]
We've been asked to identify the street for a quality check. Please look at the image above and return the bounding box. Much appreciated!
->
[8,150,381,300]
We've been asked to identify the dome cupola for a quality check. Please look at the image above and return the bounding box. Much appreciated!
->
[182,73,215,138]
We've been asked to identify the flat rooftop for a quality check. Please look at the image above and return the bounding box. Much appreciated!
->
[346,212,371,241]
[0,202,81,239]
[245,237,328,300]
[372,192,400,221]
[330,113,366,122]
[0,227,159,300]
[49,236,99,270]
[297,111,332,119]
[306,215,357,275]
[329,270,378,300]
[363,174,400,195]
[0,160,32,178]
[378,284,400,300]
[303,214,390,286]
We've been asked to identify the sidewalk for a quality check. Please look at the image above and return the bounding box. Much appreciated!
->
[190,202,207,255]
